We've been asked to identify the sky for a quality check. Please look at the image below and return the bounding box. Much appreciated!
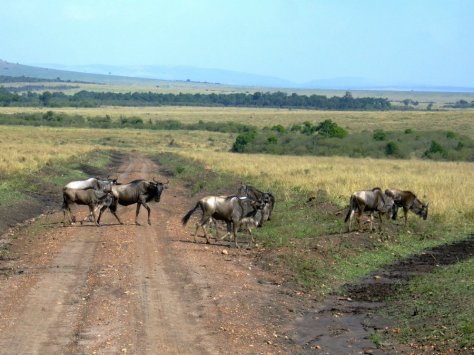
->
[1,0,473,87]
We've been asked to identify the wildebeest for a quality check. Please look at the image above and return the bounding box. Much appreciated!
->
[62,177,116,224]
[97,178,169,225]
[384,189,429,225]
[181,195,264,248]
[64,176,117,191]
[237,183,275,223]
[63,188,114,226]
[344,187,395,232]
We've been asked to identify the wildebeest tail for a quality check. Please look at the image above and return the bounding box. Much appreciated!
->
[344,195,356,222]
[182,202,200,225]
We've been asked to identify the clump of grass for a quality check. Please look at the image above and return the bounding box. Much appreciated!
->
[381,257,474,351]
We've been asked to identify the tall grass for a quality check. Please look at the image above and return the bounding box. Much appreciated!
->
[179,151,474,226]
[0,125,231,177]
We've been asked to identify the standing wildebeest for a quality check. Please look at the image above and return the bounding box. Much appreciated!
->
[345,187,395,232]
[97,178,168,225]
[384,189,429,226]
[63,188,114,226]
[237,183,275,223]
[181,195,264,248]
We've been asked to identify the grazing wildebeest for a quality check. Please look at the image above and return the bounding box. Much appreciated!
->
[344,187,395,232]
[63,188,114,226]
[64,176,117,191]
[237,183,275,222]
[97,178,169,225]
[181,195,264,248]
[384,189,429,226]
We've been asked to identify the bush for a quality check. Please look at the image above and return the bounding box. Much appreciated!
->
[424,140,447,159]
[315,119,347,138]
[373,129,387,141]
[231,130,257,152]
[385,141,400,156]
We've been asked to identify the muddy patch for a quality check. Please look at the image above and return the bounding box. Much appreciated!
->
[287,235,474,353]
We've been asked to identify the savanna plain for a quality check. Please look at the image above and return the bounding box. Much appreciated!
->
[0,93,473,353]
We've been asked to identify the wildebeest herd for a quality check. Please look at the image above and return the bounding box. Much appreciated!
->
[62,176,428,248]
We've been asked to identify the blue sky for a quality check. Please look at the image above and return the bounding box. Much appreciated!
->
[2,0,473,87]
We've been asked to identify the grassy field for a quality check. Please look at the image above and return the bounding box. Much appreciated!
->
[2,106,474,138]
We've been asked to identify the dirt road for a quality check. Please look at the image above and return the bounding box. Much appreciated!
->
[0,154,304,354]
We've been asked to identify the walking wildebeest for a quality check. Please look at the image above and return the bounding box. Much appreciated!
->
[62,177,116,224]
[181,195,265,248]
[97,178,169,225]
[63,188,114,226]
[237,183,275,223]
[345,187,395,232]
[384,189,429,226]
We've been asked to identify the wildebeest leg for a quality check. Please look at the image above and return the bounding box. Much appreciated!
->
[90,205,100,226]
[347,209,355,232]
[142,202,152,225]
[63,205,73,226]
[232,221,240,249]
[208,218,220,240]
[377,211,383,231]
[357,206,365,232]
[403,207,409,226]
[195,215,211,243]
[200,220,211,244]
[97,205,122,225]
[219,221,232,241]
[135,203,142,225]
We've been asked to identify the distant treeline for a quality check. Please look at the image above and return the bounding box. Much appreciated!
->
[443,99,474,108]
[4,85,81,93]
[0,87,391,110]
[0,75,92,84]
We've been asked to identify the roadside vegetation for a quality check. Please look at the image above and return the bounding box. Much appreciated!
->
[232,120,474,161]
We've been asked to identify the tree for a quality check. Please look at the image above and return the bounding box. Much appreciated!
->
[315,119,347,138]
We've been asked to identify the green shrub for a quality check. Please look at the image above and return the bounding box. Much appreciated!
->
[373,129,387,141]
[385,141,400,156]
[315,119,347,138]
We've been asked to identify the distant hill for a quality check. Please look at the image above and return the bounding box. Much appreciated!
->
[39,63,296,88]
[1,59,473,92]
[0,59,164,85]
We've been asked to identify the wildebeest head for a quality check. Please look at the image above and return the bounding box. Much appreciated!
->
[149,177,169,202]
[412,199,429,220]
[378,190,396,219]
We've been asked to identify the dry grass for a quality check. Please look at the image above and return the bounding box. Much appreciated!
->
[0,126,231,176]
[179,151,474,225]
[2,106,474,138]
